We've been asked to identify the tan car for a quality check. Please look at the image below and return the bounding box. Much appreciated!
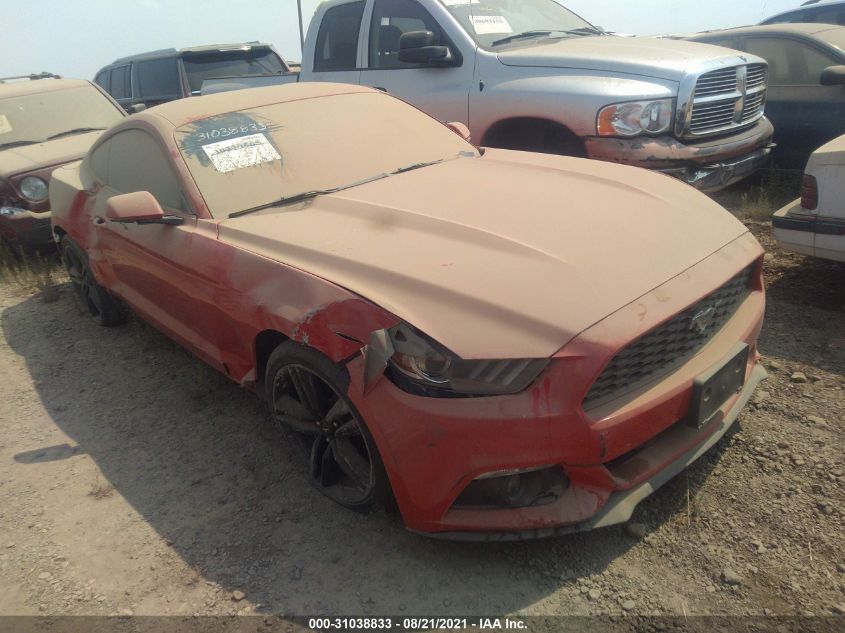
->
[0,75,125,250]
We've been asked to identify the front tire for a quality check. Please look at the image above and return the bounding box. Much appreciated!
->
[60,238,125,327]
[265,341,391,513]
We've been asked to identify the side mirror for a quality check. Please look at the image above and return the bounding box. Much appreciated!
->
[105,192,183,225]
[129,103,147,114]
[398,30,453,66]
[821,65,845,86]
[445,121,471,142]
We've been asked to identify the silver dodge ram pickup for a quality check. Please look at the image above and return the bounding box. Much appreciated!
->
[296,0,774,192]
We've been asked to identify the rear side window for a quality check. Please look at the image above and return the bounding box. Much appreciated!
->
[97,129,187,212]
[109,65,131,100]
[314,1,365,71]
[135,58,181,101]
[813,7,845,25]
[94,70,110,91]
[745,37,838,85]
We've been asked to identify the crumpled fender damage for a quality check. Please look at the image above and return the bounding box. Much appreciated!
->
[204,241,401,385]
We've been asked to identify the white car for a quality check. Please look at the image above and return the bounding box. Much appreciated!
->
[773,133,845,263]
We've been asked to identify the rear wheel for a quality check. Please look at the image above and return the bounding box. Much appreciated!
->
[265,342,391,513]
[60,239,125,327]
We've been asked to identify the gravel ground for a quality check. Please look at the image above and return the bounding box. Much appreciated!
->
[0,209,844,619]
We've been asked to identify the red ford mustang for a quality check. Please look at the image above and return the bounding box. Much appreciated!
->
[50,83,766,539]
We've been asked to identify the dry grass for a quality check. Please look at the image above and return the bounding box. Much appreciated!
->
[87,471,114,500]
[0,242,65,302]
[735,167,802,220]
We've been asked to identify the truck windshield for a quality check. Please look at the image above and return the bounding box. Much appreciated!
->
[0,84,124,150]
[441,0,598,49]
[175,91,479,218]
[183,49,289,95]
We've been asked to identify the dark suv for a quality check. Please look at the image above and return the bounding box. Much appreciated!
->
[761,0,845,26]
[94,43,290,112]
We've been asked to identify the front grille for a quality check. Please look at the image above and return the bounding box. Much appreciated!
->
[694,67,738,98]
[583,266,754,410]
[686,63,768,137]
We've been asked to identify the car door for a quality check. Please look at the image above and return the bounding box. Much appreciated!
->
[87,128,201,350]
[358,0,473,124]
[308,0,366,85]
[743,35,845,167]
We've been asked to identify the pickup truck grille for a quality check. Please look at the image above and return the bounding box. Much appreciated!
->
[583,266,753,410]
[686,64,767,138]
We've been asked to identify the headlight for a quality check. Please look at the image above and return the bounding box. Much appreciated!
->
[597,99,674,137]
[0,206,27,217]
[19,176,49,203]
[386,323,548,397]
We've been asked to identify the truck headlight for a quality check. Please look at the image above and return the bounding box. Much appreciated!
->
[386,323,548,397]
[19,176,49,203]
[597,99,674,137]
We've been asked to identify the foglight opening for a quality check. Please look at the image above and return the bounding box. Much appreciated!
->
[453,467,570,510]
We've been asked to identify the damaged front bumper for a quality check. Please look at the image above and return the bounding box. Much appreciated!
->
[584,118,775,193]
[419,363,766,541]
[0,208,53,250]
[343,235,766,539]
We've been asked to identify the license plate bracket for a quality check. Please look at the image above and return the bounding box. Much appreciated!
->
[688,343,749,429]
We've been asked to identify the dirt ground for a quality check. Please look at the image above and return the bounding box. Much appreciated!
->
[1,187,844,620]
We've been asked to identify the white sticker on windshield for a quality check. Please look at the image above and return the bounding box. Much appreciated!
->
[202,133,281,173]
[442,0,480,5]
[0,115,12,136]
[469,15,513,35]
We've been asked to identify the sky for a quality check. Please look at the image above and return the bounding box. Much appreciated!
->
[1,0,806,80]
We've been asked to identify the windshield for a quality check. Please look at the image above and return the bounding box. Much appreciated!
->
[183,50,289,94]
[175,92,478,218]
[0,84,124,149]
[440,0,596,49]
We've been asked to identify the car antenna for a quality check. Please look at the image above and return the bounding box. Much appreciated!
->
[297,0,305,55]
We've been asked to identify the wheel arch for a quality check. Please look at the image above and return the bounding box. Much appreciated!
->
[254,329,291,386]
[481,117,587,157]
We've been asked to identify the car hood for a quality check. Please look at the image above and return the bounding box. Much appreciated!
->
[496,36,748,82]
[0,131,104,179]
[218,150,749,359]
[808,132,845,169]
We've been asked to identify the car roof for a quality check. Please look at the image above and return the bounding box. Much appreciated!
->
[762,0,845,23]
[688,22,845,39]
[0,77,94,99]
[134,82,376,130]
[109,42,277,66]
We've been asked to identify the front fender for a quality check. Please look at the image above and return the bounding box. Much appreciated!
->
[472,59,677,141]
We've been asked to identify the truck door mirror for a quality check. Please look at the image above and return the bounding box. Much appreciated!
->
[398,31,454,66]
[820,65,845,86]
[129,103,147,114]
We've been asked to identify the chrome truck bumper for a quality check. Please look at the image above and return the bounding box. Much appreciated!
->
[584,118,775,193]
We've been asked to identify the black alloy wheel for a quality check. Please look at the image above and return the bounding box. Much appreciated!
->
[266,342,391,512]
